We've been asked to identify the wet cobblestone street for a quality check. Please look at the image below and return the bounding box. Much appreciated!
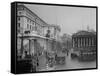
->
[55,54,96,70]
[37,51,96,71]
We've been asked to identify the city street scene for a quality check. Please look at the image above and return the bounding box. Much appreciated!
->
[16,3,97,73]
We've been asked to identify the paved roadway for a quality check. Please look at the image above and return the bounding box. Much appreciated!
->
[55,53,96,70]
[37,51,96,71]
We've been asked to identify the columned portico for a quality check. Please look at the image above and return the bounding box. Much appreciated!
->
[72,36,96,48]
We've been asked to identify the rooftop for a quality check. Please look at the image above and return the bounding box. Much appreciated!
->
[72,30,96,37]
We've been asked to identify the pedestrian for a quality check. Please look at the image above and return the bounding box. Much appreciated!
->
[67,49,69,56]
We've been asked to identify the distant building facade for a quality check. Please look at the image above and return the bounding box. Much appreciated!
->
[72,31,96,49]
[72,30,96,60]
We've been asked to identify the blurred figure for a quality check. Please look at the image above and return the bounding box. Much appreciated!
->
[45,30,51,38]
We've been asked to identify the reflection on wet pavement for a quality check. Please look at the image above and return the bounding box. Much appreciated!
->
[55,53,96,70]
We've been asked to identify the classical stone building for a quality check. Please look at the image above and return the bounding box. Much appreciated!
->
[17,4,60,38]
[72,31,96,49]
[17,3,61,71]
[72,30,96,60]
[17,4,61,53]
[17,3,47,36]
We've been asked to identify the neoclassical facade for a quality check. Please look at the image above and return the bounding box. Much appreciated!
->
[72,31,96,53]
[17,4,46,36]
[17,3,61,68]
[17,4,61,70]
[17,3,60,39]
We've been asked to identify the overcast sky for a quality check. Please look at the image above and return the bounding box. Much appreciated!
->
[25,4,96,35]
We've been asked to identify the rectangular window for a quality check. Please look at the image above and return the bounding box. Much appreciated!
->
[30,25,31,30]
[27,18,29,22]
[27,24,29,29]
[30,20,31,23]
[19,11,22,14]
[32,22,34,25]
[17,23,20,33]
[32,26,34,31]
[18,23,20,28]
[17,17,20,21]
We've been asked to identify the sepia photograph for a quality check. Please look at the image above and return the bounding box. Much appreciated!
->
[15,2,97,74]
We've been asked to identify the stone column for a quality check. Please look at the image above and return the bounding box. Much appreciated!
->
[81,37,83,47]
[89,38,91,46]
[78,37,80,47]
[84,37,86,47]
[82,37,84,47]
[76,38,78,47]
[88,38,90,46]
[79,37,80,48]
[90,38,91,46]
[76,37,78,47]
[21,37,24,55]
[31,39,35,55]
[82,37,83,47]
[88,38,89,46]
[91,38,92,46]
[34,39,37,55]
[83,37,84,47]
[78,38,79,47]
[73,38,75,48]
[92,38,94,46]
[78,37,80,48]
[80,37,82,47]
[29,39,31,55]
[86,37,88,47]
